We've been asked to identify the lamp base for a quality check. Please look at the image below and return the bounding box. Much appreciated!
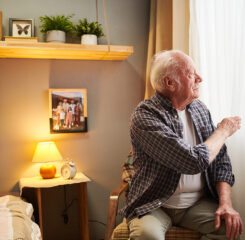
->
[40,164,56,179]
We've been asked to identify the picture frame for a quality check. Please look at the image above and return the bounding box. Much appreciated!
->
[49,89,88,133]
[9,18,34,37]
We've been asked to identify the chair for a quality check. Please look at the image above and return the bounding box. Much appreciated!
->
[105,181,202,240]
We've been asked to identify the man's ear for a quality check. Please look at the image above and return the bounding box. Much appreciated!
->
[163,77,176,91]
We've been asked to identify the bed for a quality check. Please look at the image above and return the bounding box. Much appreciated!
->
[0,193,42,240]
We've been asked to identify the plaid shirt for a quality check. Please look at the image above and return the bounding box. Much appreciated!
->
[120,92,235,221]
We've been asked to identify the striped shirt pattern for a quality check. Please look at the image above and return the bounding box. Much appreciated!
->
[121,92,234,221]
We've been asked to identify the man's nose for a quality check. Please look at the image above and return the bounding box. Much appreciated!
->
[195,73,202,82]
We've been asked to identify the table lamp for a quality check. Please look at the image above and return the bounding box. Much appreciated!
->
[32,141,63,179]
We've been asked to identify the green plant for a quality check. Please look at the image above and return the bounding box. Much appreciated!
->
[39,14,74,33]
[74,18,105,38]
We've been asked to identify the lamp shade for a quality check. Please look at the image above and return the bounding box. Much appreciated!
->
[32,141,63,163]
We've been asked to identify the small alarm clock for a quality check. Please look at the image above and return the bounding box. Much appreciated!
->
[61,161,77,179]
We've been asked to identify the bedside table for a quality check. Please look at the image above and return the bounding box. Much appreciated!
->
[19,172,90,240]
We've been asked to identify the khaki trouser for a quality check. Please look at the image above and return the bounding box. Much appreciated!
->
[128,198,240,240]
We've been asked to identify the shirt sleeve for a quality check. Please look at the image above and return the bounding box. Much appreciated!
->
[130,106,210,175]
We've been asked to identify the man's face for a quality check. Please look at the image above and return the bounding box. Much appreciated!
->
[176,58,202,104]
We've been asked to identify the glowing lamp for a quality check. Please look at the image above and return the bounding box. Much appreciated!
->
[32,141,63,179]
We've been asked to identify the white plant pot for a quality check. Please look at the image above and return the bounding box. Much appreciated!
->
[81,34,97,45]
[46,30,66,43]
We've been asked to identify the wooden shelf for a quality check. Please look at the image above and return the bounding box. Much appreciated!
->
[0,41,134,60]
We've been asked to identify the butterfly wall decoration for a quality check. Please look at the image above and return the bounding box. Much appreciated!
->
[9,18,34,37]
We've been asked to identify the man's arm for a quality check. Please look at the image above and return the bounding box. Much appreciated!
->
[204,116,241,163]
[215,182,243,240]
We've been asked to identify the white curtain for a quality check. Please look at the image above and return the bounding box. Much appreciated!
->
[189,0,245,238]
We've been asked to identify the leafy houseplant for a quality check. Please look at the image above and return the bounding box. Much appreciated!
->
[74,18,105,45]
[39,14,74,43]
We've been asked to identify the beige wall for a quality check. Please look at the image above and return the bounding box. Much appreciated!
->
[0,1,150,239]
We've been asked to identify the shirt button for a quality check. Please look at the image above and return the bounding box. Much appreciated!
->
[174,115,178,118]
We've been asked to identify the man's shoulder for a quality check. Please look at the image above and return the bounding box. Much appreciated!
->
[131,99,153,120]
[133,95,165,117]
[136,93,169,110]
[130,96,170,130]
[136,97,155,109]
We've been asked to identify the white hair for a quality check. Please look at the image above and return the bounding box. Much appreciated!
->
[150,50,187,92]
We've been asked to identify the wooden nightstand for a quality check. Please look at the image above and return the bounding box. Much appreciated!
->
[19,172,90,240]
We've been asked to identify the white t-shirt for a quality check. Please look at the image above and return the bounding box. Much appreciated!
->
[163,109,204,209]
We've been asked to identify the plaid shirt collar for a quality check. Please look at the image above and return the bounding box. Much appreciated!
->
[153,91,197,112]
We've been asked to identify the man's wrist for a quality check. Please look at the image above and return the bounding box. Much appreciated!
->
[216,182,232,207]
[215,127,229,140]
[219,197,232,207]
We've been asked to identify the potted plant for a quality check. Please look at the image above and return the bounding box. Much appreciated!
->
[39,14,74,43]
[74,18,104,45]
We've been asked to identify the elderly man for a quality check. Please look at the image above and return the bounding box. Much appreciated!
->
[121,50,243,240]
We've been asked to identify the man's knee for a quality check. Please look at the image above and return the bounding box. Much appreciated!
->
[129,222,163,240]
[128,209,172,240]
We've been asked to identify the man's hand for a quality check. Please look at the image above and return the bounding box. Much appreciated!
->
[205,116,241,162]
[216,182,243,240]
[217,117,241,138]
[215,204,243,240]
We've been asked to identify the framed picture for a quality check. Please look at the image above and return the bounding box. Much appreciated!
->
[49,89,88,133]
[9,18,34,37]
